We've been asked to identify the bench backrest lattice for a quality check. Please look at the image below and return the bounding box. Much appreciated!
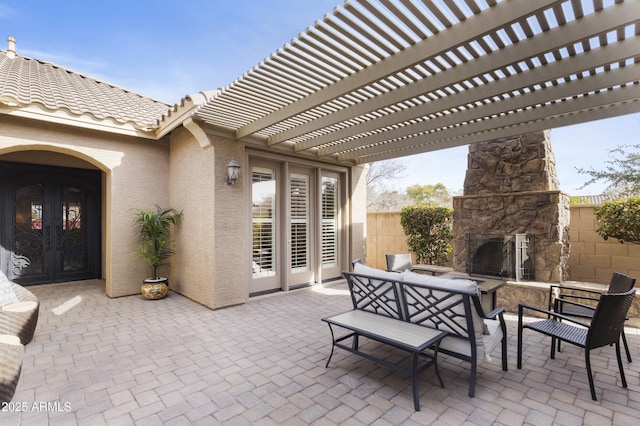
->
[347,273,403,320]
[401,282,475,340]
[345,271,478,341]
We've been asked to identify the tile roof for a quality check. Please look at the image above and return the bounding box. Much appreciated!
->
[0,50,170,130]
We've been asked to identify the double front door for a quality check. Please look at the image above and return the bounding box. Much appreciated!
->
[251,160,343,295]
[0,162,101,285]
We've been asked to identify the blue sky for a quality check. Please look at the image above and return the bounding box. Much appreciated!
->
[2,0,638,195]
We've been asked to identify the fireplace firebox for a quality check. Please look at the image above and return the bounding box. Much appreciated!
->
[466,233,534,281]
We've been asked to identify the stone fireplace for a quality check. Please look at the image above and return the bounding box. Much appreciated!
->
[452,130,570,282]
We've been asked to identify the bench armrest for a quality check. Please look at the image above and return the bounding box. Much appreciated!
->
[484,307,505,320]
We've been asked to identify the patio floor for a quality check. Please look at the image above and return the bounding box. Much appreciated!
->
[2,280,640,425]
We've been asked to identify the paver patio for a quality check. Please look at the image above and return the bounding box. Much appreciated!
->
[2,280,639,425]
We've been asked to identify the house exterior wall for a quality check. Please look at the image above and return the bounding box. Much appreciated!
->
[350,164,368,266]
[0,115,170,297]
[0,115,367,309]
[169,127,247,309]
[210,136,247,308]
[168,127,217,307]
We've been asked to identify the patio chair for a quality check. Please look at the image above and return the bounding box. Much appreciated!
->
[517,288,635,401]
[385,253,413,272]
[551,272,636,362]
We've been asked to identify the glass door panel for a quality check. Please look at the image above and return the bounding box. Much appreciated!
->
[288,171,313,286]
[60,185,88,273]
[251,166,279,293]
[290,173,310,273]
[12,184,47,279]
[321,174,341,280]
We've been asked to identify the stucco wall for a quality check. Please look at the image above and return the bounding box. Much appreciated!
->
[0,115,170,297]
[349,165,368,266]
[367,207,639,284]
[168,127,216,307]
[169,127,247,309]
[210,135,246,308]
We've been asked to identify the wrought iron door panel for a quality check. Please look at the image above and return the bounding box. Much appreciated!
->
[1,162,101,285]
[12,183,47,279]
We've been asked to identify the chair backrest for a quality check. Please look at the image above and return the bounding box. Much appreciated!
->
[587,288,636,350]
[608,272,636,294]
[385,253,412,272]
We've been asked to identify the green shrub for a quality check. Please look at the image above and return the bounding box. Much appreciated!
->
[594,197,640,244]
[400,206,453,265]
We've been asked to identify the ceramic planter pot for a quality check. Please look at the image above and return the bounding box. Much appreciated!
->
[141,278,169,299]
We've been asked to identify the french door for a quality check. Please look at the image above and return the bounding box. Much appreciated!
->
[250,159,344,295]
[0,163,101,285]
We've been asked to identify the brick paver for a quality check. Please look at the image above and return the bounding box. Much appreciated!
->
[1,279,639,425]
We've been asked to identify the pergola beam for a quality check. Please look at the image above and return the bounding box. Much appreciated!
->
[235,0,561,139]
[317,42,640,157]
[281,2,640,149]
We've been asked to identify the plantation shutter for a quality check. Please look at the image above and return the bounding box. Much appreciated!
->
[322,176,338,268]
[252,167,276,278]
[290,173,310,273]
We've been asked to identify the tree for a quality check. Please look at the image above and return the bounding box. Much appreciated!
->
[400,206,453,265]
[366,160,408,211]
[366,159,406,188]
[594,197,640,244]
[577,144,640,197]
[367,189,411,212]
[406,183,452,207]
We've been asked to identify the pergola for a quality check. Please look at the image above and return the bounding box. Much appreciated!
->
[191,0,640,166]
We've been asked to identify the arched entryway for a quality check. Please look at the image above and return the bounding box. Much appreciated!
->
[0,161,102,285]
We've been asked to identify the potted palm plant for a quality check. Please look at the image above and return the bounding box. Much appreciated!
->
[132,205,183,299]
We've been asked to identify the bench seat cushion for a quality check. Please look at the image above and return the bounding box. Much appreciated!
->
[353,262,402,281]
[438,319,502,360]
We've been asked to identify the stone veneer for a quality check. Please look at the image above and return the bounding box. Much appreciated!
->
[453,130,570,282]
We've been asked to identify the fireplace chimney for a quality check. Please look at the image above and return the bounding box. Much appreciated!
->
[452,131,570,282]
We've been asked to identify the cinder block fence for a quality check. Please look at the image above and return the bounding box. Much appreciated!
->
[366,206,640,284]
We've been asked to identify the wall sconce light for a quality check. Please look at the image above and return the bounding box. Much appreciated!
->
[225,159,241,185]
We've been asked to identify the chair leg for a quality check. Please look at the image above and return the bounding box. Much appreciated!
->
[621,330,632,363]
[585,350,597,401]
[517,308,523,369]
[616,341,628,389]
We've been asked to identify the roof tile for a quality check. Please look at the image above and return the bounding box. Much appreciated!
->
[0,50,170,129]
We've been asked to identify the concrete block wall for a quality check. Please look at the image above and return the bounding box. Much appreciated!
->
[366,212,411,270]
[569,205,640,284]
[367,206,639,285]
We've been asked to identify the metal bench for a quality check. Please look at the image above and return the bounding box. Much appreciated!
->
[323,309,447,411]
[321,263,507,410]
